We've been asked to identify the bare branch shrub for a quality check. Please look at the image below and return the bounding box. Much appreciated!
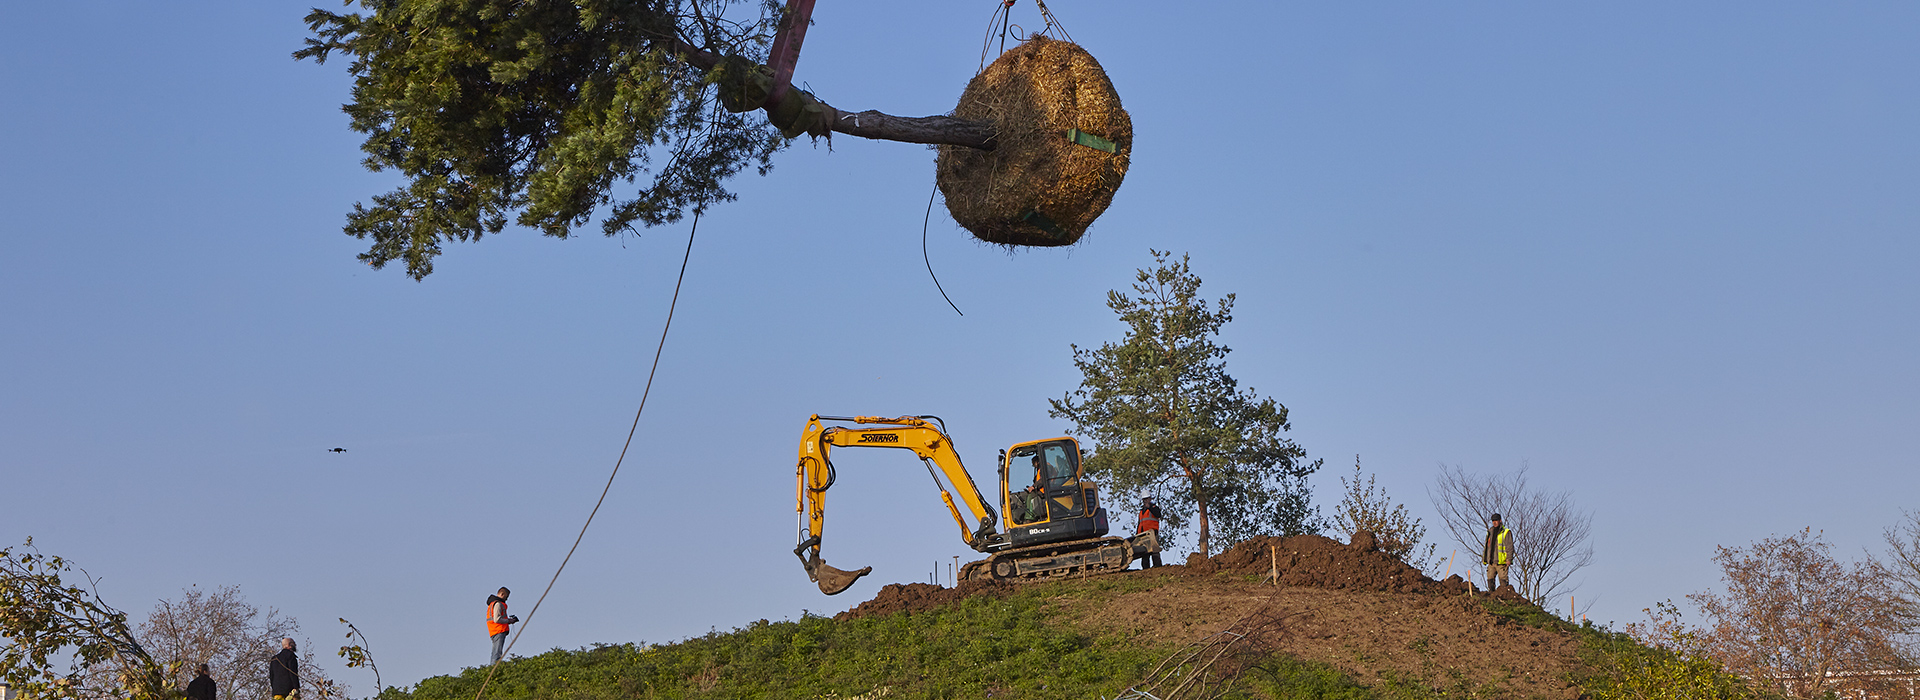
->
[1882,509,1920,622]
[1428,464,1593,602]
[1681,528,1910,699]
[1330,456,1436,572]
[137,586,340,700]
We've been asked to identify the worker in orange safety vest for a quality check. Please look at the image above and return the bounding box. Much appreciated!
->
[1136,496,1164,569]
[486,587,518,664]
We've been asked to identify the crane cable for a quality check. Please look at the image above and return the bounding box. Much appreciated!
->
[471,211,703,700]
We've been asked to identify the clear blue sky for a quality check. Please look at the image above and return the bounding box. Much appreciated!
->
[4,0,1917,691]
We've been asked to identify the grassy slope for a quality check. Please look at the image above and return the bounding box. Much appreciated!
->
[380,576,1750,700]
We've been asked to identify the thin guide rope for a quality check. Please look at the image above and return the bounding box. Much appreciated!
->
[922,186,963,316]
[471,211,702,700]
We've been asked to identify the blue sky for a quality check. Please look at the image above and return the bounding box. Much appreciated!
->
[4,0,1917,690]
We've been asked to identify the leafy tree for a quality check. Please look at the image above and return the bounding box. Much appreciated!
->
[1330,456,1436,571]
[1049,250,1320,556]
[296,0,997,279]
[0,539,172,700]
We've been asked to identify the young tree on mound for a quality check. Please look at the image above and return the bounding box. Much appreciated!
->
[1049,250,1321,556]
[1429,464,1593,602]
[1332,456,1437,572]
[296,0,1001,280]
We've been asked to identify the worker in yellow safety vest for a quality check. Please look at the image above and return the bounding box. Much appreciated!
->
[1482,514,1513,593]
[1136,496,1164,569]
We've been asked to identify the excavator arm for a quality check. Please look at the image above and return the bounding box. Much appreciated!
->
[793,414,1001,595]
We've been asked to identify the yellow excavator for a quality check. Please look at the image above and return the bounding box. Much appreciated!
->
[791,414,1159,595]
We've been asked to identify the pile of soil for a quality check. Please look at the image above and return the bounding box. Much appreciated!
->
[1185,532,1475,596]
[834,579,1015,621]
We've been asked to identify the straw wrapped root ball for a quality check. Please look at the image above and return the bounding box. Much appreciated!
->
[937,36,1132,247]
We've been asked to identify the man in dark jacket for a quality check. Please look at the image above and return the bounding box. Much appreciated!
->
[1482,513,1513,593]
[269,638,299,700]
[186,664,215,700]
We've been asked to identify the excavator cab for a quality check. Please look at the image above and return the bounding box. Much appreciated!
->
[1000,438,1109,547]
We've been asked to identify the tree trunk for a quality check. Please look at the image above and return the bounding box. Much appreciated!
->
[824,109,995,149]
[667,39,996,150]
[1193,473,1212,557]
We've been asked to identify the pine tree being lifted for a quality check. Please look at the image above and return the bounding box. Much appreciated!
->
[296,0,1129,278]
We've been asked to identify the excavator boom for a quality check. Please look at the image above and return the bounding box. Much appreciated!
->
[792,415,1000,595]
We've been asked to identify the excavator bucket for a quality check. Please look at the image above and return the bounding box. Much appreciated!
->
[797,544,872,596]
[805,558,872,596]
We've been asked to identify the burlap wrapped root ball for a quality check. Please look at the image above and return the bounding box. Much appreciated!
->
[937,36,1132,247]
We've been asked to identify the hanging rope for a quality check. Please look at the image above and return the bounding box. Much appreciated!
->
[978,0,1014,72]
[921,185,963,316]
[1033,0,1072,42]
[470,211,703,700]
[978,0,1075,72]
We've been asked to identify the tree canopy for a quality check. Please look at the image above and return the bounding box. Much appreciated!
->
[297,0,994,279]
[1050,250,1320,556]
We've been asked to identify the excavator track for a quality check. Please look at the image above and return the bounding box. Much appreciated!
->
[962,534,1152,583]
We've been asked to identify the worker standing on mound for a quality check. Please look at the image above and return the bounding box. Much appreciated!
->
[1483,514,1513,593]
[486,587,518,664]
[269,638,298,700]
[1136,496,1164,569]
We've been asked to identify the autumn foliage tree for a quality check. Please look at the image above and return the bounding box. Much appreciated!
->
[1672,528,1912,699]
[1882,509,1920,621]
[138,586,340,700]
[1050,251,1320,556]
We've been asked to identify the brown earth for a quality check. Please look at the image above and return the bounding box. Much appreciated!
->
[836,532,1579,699]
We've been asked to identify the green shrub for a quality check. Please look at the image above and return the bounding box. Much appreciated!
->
[1578,631,1757,700]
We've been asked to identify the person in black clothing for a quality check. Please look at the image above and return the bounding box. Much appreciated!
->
[269,638,300,700]
[186,664,215,700]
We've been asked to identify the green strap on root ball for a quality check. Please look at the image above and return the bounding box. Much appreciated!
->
[1020,211,1070,242]
[1067,129,1117,154]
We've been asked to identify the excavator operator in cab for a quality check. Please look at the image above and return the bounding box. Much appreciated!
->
[1013,448,1051,524]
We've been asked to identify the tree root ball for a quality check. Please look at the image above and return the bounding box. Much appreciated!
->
[936,37,1132,247]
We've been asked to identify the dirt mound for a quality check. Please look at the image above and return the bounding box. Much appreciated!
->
[838,531,1477,620]
[1184,532,1473,596]
[834,579,1015,621]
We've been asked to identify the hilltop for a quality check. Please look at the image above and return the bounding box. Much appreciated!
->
[377,535,1724,700]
